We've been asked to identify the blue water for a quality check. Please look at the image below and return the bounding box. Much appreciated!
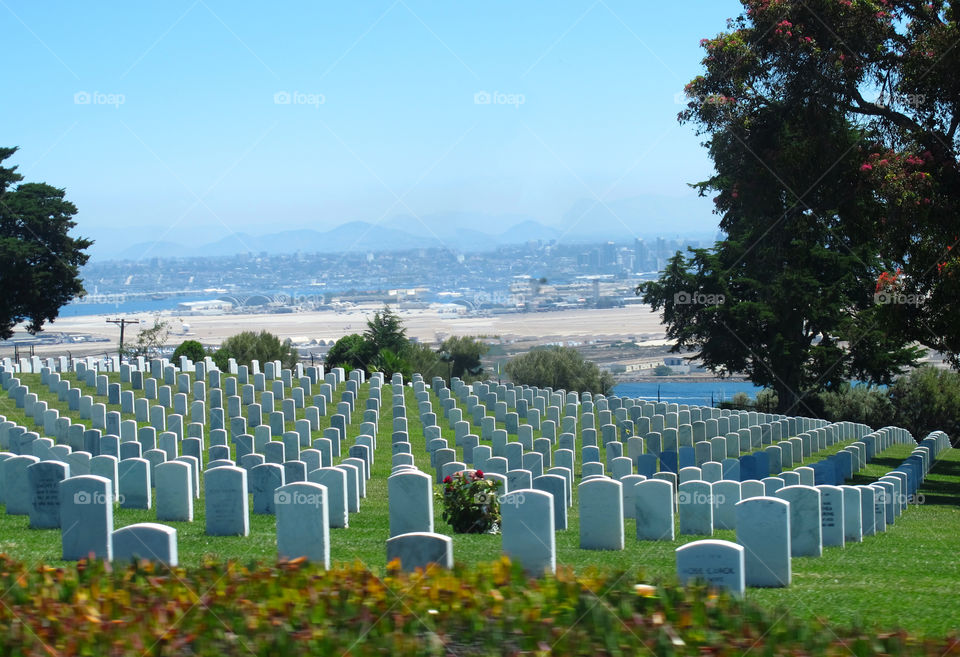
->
[612,381,763,406]
[58,297,213,317]
[60,288,326,318]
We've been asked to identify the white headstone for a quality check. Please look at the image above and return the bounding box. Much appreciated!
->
[308,467,349,528]
[275,481,330,567]
[501,488,555,575]
[112,523,178,566]
[774,485,822,557]
[676,539,745,598]
[678,480,713,536]
[205,466,250,536]
[578,477,624,550]
[155,461,194,522]
[734,496,790,588]
[817,485,845,548]
[386,531,454,572]
[388,470,434,537]
[60,475,114,561]
[635,478,675,541]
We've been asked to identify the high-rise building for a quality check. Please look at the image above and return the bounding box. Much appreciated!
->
[634,238,649,271]
[602,241,617,267]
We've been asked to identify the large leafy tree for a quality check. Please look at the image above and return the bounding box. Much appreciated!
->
[685,0,960,362]
[638,0,950,412]
[0,147,92,339]
[641,104,922,413]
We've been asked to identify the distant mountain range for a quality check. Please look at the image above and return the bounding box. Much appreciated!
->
[104,218,565,261]
[88,196,718,262]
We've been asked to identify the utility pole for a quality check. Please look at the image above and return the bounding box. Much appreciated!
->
[107,318,139,360]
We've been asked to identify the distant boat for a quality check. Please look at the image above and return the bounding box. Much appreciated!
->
[150,293,168,301]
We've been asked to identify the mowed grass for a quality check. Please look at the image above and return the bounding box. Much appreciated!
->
[0,373,958,636]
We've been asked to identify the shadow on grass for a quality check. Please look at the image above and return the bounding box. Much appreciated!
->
[917,458,960,507]
[851,451,960,507]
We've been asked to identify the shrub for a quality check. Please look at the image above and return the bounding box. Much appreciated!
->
[325,333,374,372]
[436,470,501,534]
[817,383,894,428]
[889,365,960,444]
[439,336,490,381]
[210,346,233,371]
[754,388,779,413]
[506,346,615,394]
[219,330,298,370]
[172,339,206,364]
[0,555,952,655]
[653,364,674,376]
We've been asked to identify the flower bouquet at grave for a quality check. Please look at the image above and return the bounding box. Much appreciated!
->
[436,470,502,534]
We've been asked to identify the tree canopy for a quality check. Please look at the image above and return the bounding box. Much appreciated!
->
[364,306,408,356]
[0,147,92,339]
[325,333,374,373]
[637,0,954,412]
[172,339,207,364]
[505,346,614,394]
[325,308,492,383]
[219,331,299,370]
[439,336,489,380]
[124,318,170,359]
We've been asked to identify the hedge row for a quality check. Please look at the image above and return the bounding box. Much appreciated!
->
[0,556,956,656]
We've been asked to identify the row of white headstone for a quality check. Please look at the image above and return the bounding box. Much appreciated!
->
[0,357,948,581]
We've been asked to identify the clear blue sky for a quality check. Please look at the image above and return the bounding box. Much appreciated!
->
[3,1,744,250]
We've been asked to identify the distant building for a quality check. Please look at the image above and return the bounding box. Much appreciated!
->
[178,299,234,312]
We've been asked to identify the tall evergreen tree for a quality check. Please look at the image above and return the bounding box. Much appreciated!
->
[0,147,92,339]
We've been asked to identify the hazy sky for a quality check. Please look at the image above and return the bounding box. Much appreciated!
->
[4,1,744,248]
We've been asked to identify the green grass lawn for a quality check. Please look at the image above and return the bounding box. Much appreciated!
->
[0,373,958,636]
